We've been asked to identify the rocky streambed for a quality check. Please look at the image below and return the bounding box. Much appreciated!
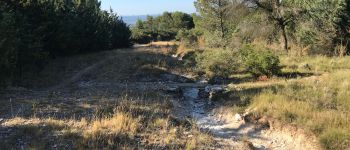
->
[165,83,319,150]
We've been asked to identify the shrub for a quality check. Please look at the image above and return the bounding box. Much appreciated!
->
[131,29,152,44]
[203,31,227,48]
[131,12,195,44]
[240,45,281,77]
[176,29,203,47]
[195,49,239,78]
[181,50,199,67]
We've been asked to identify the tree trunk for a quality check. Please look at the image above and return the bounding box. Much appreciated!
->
[220,16,225,39]
[218,0,225,39]
[281,25,288,53]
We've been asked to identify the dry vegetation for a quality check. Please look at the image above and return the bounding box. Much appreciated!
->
[222,56,350,150]
[0,46,213,149]
[2,0,350,149]
[0,93,214,149]
[2,45,350,150]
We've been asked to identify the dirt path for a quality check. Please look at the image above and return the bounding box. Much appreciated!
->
[48,56,115,91]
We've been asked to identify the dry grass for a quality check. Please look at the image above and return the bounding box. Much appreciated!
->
[247,70,350,150]
[0,94,215,149]
[7,44,350,149]
[176,42,187,56]
[221,56,350,150]
[89,111,139,136]
[281,55,350,73]
[149,41,177,47]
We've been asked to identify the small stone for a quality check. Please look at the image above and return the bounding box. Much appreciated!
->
[166,86,179,92]
[211,86,224,92]
[235,113,242,122]
[198,78,208,84]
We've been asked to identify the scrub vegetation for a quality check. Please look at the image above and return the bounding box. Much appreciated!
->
[1,0,350,149]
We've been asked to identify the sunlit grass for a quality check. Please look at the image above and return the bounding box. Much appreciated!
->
[0,94,215,149]
[281,55,350,73]
[248,70,350,150]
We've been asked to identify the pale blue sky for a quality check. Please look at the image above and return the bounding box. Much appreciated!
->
[100,0,196,16]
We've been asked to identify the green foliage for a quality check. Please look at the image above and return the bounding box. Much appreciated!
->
[195,49,239,78]
[203,31,228,48]
[131,20,152,44]
[240,45,281,77]
[194,45,282,78]
[204,0,347,54]
[131,12,195,43]
[0,0,131,86]
[176,29,203,47]
[0,4,17,86]
[334,0,350,55]
[194,0,235,47]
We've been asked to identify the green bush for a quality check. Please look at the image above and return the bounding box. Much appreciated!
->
[194,45,281,78]
[176,29,203,46]
[131,29,152,44]
[195,49,239,78]
[203,31,227,48]
[240,45,281,77]
[131,12,195,43]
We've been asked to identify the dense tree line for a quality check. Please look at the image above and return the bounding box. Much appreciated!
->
[188,0,350,79]
[131,12,195,43]
[0,0,131,86]
[193,0,350,55]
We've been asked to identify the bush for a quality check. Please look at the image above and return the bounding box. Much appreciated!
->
[131,12,195,44]
[194,45,281,79]
[176,29,203,47]
[131,29,152,44]
[203,31,227,48]
[195,49,239,78]
[240,45,281,77]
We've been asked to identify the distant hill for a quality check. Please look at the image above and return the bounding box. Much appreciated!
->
[121,15,158,26]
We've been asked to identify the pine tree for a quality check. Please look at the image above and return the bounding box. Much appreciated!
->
[194,0,231,39]
[0,0,131,86]
[335,0,350,54]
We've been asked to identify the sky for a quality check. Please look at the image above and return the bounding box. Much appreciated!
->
[100,0,197,16]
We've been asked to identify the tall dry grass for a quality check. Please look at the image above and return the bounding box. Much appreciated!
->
[0,94,215,149]
[249,70,350,150]
[281,55,350,73]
